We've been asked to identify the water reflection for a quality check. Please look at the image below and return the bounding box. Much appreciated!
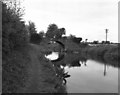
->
[65,60,118,93]
[104,63,107,76]
[45,52,59,60]
[70,60,81,67]
[45,52,118,93]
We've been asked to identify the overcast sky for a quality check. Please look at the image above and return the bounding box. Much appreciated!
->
[23,0,118,42]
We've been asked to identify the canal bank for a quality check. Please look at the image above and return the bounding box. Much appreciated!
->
[17,44,67,93]
[80,44,119,67]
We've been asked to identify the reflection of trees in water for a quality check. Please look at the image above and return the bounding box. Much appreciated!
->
[67,55,87,68]
[52,52,88,67]
[70,60,81,67]
[50,52,88,93]
[86,53,119,68]
[51,52,88,92]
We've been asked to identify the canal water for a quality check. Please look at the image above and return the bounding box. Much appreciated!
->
[45,52,118,93]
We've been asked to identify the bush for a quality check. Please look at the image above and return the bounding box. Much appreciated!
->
[2,2,29,56]
[2,1,30,93]
[30,33,42,44]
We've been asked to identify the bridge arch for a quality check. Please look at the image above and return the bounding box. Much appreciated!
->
[55,40,65,49]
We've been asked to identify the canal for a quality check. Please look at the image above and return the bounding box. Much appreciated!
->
[45,52,118,93]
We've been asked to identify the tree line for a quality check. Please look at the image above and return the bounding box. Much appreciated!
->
[2,0,84,58]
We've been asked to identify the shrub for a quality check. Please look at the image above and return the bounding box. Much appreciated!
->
[30,33,42,44]
[2,2,29,56]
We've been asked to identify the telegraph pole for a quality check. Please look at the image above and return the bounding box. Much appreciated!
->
[105,29,108,43]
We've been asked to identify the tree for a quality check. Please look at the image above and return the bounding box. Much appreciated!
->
[102,41,110,44]
[27,21,37,35]
[85,39,88,42]
[30,33,42,44]
[46,24,58,39]
[2,1,28,57]
[74,37,82,43]
[93,40,99,44]
[54,28,66,40]
[39,31,45,39]
[68,34,76,39]
[46,24,66,40]
[68,34,82,44]
[3,0,25,17]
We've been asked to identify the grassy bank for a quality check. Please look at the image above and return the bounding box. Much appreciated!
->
[17,43,67,93]
[81,44,119,67]
[3,42,68,93]
[2,45,31,93]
